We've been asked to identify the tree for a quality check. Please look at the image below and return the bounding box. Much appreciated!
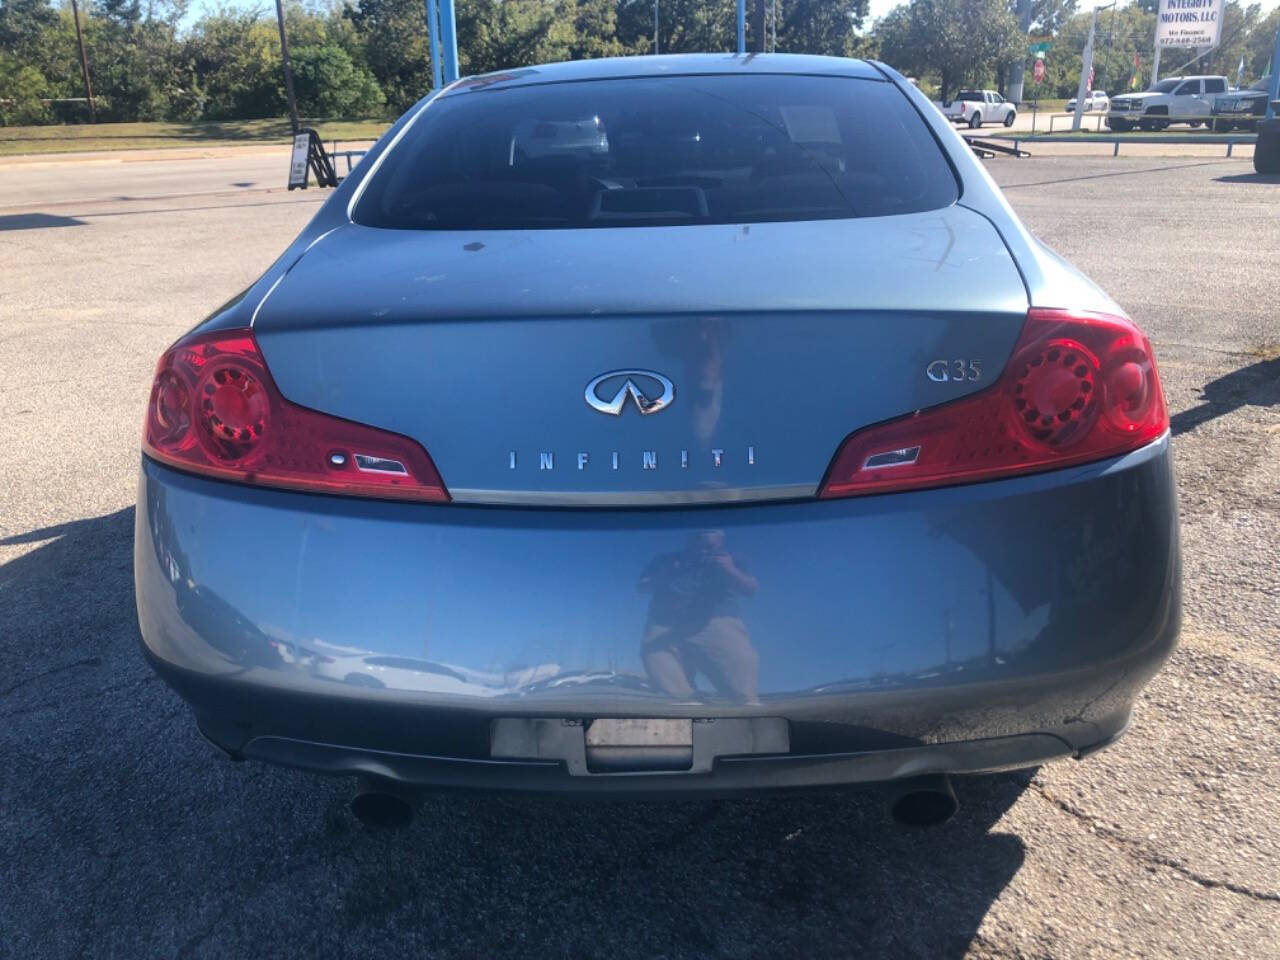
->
[1035,4,1155,98]
[616,0,736,54]
[0,52,53,123]
[291,42,384,117]
[877,0,1025,100]
[779,0,870,57]
[185,11,287,119]
[345,0,434,112]
[564,0,633,60]
[1242,5,1279,80]
[1029,0,1077,36]
[455,0,574,75]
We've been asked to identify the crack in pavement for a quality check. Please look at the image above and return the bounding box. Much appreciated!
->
[0,656,102,698]
[1031,783,1280,904]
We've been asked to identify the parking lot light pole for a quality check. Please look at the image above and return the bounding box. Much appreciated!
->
[439,0,459,83]
[737,0,746,54]
[424,0,443,90]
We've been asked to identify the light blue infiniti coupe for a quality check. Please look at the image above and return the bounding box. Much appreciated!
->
[135,54,1179,826]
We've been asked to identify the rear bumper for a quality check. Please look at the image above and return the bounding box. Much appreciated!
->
[136,436,1180,794]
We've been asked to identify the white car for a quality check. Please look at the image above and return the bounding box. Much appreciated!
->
[1107,76,1228,131]
[1066,90,1109,113]
[936,89,1017,128]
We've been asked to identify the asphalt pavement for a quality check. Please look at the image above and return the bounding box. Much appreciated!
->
[1,153,1277,959]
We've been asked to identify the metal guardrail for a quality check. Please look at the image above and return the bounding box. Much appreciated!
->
[1041,111,1258,135]
[327,140,370,176]
[332,149,367,175]
[1043,111,1108,133]
[983,132,1257,158]
[962,135,1032,158]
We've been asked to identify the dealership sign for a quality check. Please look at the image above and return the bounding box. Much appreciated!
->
[1155,0,1222,48]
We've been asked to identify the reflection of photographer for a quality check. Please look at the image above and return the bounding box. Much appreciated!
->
[639,531,760,702]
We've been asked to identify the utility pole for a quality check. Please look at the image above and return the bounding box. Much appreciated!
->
[1008,0,1033,104]
[1072,5,1099,131]
[273,0,300,134]
[69,0,95,123]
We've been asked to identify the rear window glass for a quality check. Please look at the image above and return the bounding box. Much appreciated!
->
[354,74,959,230]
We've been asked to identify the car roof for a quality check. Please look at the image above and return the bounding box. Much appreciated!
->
[441,53,883,96]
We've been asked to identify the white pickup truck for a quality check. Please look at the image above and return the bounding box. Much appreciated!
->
[1107,75,1229,131]
[935,90,1017,128]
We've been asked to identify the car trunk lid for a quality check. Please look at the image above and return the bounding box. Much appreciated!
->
[254,209,1028,505]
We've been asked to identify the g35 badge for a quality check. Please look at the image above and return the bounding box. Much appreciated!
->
[927,359,982,383]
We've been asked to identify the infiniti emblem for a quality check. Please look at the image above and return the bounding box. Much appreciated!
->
[584,370,675,416]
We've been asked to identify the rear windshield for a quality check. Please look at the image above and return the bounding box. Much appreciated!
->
[354,74,959,230]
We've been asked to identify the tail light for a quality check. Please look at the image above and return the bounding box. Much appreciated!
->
[820,308,1168,499]
[143,328,448,502]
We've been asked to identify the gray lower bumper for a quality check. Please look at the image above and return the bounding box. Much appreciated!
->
[137,435,1179,792]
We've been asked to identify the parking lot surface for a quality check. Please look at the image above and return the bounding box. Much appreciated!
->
[2,155,1278,959]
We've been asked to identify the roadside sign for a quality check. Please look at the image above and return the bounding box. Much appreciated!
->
[288,133,310,189]
[1155,0,1222,49]
[1029,41,1052,53]
[1034,58,1045,84]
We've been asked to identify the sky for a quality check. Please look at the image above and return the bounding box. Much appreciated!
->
[864,0,1280,24]
[179,0,1280,33]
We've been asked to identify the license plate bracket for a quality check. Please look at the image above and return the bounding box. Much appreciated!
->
[490,717,789,776]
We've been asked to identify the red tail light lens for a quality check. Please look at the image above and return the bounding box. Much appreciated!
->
[143,329,448,502]
[820,308,1167,499]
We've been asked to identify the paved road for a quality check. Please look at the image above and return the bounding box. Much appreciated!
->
[1,148,299,209]
[1,156,1277,959]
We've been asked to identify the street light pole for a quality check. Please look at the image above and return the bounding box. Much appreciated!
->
[653,0,659,54]
[69,0,95,123]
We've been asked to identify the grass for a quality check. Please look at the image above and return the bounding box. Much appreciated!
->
[1023,98,1070,112]
[0,117,391,157]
